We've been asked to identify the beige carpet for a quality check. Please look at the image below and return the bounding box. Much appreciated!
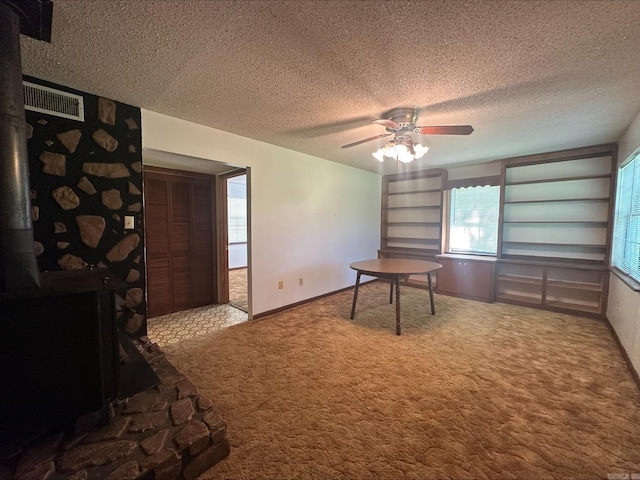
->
[163,281,640,480]
[229,267,248,312]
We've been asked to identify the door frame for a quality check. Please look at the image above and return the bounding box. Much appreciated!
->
[216,168,250,315]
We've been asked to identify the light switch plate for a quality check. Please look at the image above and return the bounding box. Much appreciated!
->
[124,215,135,230]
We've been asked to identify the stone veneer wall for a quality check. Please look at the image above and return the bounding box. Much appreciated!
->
[25,76,147,336]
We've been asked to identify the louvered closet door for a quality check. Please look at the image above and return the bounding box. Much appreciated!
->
[145,174,172,317]
[170,178,193,312]
[191,179,214,306]
[144,169,215,317]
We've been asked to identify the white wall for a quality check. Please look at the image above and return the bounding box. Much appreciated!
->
[607,110,640,376]
[141,110,381,316]
[608,274,640,371]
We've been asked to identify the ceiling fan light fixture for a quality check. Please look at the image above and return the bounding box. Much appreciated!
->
[342,107,472,165]
[413,143,429,159]
[397,144,415,164]
[372,148,386,162]
[372,135,428,164]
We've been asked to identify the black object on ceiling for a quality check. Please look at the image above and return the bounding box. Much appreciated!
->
[2,0,53,42]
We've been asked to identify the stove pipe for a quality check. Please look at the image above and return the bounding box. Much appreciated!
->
[0,0,52,291]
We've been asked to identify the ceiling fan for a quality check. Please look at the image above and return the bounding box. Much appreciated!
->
[341,108,473,162]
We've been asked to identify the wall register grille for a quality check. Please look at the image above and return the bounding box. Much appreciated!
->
[23,81,84,121]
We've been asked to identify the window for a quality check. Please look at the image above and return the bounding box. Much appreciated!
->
[611,151,640,283]
[227,175,247,243]
[448,185,500,255]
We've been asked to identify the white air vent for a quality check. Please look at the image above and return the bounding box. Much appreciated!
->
[23,81,85,122]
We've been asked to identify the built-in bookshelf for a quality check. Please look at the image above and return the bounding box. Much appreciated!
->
[496,145,616,317]
[496,259,609,315]
[378,169,446,287]
[375,145,616,317]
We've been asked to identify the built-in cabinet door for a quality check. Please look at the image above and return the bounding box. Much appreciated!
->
[435,256,495,302]
[461,261,494,300]
[435,258,463,295]
[145,169,215,317]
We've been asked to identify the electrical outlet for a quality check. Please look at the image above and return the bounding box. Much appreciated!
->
[278,281,283,290]
[299,278,303,286]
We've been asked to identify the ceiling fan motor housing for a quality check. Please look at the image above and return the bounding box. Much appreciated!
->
[384,107,419,125]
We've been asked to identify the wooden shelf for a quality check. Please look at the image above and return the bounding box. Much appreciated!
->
[383,237,440,244]
[496,257,609,269]
[383,205,441,210]
[379,247,437,257]
[503,197,610,205]
[436,253,496,263]
[544,300,601,314]
[387,188,442,195]
[382,244,440,252]
[496,293,542,305]
[384,221,441,227]
[502,241,606,249]
[506,173,610,186]
[500,254,606,266]
[502,220,608,226]
[497,274,542,285]
[546,280,602,292]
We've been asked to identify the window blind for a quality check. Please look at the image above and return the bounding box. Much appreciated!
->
[228,177,247,243]
[449,185,500,255]
[612,153,640,282]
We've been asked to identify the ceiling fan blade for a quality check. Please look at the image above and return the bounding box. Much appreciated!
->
[415,125,474,135]
[372,119,400,130]
[341,133,392,149]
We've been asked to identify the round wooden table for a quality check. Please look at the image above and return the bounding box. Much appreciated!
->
[349,258,443,335]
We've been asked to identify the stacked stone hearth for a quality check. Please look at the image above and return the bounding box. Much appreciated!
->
[0,339,230,480]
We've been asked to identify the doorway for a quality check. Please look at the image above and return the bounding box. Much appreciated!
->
[220,170,248,312]
[143,153,251,345]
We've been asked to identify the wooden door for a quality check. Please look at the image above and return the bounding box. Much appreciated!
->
[170,178,192,312]
[145,174,172,317]
[144,168,215,317]
[191,179,214,306]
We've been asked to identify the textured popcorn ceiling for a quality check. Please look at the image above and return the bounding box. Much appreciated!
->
[19,0,640,174]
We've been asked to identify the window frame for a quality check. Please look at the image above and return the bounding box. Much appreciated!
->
[611,148,640,288]
[444,180,501,257]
